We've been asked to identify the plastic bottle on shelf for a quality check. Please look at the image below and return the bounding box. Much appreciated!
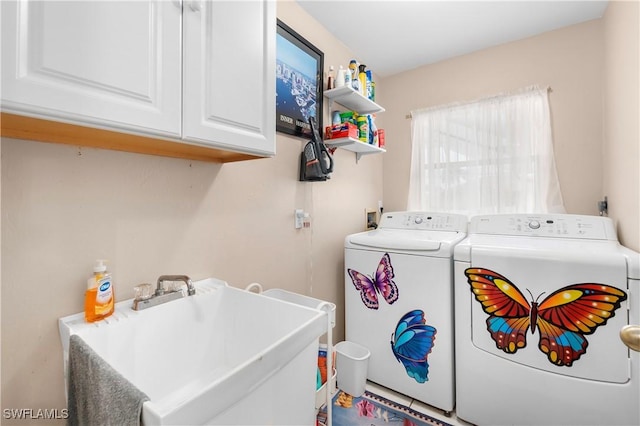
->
[369,115,378,146]
[327,65,335,90]
[332,110,341,125]
[336,66,346,88]
[366,70,373,100]
[358,65,367,97]
[357,115,368,143]
[349,60,359,92]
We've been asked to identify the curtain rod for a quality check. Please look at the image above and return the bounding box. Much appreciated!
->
[406,85,552,119]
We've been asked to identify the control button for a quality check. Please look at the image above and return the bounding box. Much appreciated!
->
[414,217,423,224]
[529,220,541,229]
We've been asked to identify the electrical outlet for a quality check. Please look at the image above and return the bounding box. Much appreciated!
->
[365,209,378,231]
[295,209,304,229]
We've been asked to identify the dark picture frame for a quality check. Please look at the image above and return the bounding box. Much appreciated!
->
[276,19,323,139]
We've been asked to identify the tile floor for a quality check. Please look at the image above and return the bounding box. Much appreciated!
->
[364,381,472,426]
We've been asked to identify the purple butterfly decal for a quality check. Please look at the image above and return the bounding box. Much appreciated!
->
[348,252,399,310]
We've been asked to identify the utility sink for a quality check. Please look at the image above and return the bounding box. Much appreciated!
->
[59,278,328,425]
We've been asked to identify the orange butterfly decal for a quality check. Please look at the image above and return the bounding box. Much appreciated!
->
[464,267,627,366]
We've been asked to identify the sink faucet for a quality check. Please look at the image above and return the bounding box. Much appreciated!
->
[133,275,195,311]
[156,275,196,296]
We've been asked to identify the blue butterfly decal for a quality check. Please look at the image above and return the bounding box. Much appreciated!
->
[390,310,437,383]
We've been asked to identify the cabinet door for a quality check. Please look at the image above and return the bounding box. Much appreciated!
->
[182,0,275,156]
[1,0,181,137]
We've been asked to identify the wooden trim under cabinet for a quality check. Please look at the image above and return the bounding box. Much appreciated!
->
[0,112,262,163]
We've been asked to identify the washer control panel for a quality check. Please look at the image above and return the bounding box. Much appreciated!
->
[470,214,617,240]
[379,211,467,232]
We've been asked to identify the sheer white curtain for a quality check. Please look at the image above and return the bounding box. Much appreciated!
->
[407,87,565,216]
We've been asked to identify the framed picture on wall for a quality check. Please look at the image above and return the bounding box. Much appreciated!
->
[276,19,324,139]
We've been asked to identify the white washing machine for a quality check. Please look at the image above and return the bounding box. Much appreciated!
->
[454,214,640,426]
[344,211,467,413]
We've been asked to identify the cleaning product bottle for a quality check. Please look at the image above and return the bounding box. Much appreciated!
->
[336,65,346,88]
[349,60,359,92]
[370,114,379,146]
[368,115,375,145]
[358,64,367,97]
[344,65,352,88]
[318,344,328,385]
[357,114,368,143]
[85,259,114,322]
[327,65,335,90]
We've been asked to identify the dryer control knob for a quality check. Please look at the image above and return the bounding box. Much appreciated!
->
[529,220,541,229]
[414,217,423,224]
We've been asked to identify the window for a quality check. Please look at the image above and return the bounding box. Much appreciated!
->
[407,87,565,216]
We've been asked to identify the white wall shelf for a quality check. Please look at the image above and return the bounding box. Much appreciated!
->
[324,86,386,162]
[324,137,386,162]
[324,86,385,114]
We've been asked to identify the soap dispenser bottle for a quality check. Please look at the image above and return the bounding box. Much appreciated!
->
[84,259,114,322]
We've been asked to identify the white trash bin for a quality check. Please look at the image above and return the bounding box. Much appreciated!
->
[335,341,370,397]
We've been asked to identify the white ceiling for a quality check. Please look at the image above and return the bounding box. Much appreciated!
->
[296,0,609,77]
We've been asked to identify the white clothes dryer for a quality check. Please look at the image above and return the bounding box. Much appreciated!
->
[344,211,467,413]
[454,214,640,426]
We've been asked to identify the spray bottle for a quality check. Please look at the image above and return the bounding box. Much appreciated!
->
[349,60,359,92]
[358,64,367,97]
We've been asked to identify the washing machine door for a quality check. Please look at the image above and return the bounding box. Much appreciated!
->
[467,241,630,383]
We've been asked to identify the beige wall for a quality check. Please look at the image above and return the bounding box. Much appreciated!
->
[379,8,639,250]
[0,1,382,422]
[603,1,640,251]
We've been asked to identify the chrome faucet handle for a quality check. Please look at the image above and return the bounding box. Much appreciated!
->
[134,283,154,300]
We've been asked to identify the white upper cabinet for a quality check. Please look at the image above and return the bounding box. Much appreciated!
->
[183,1,275,156]
[1,0,275,159]
[1,1,182,136]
